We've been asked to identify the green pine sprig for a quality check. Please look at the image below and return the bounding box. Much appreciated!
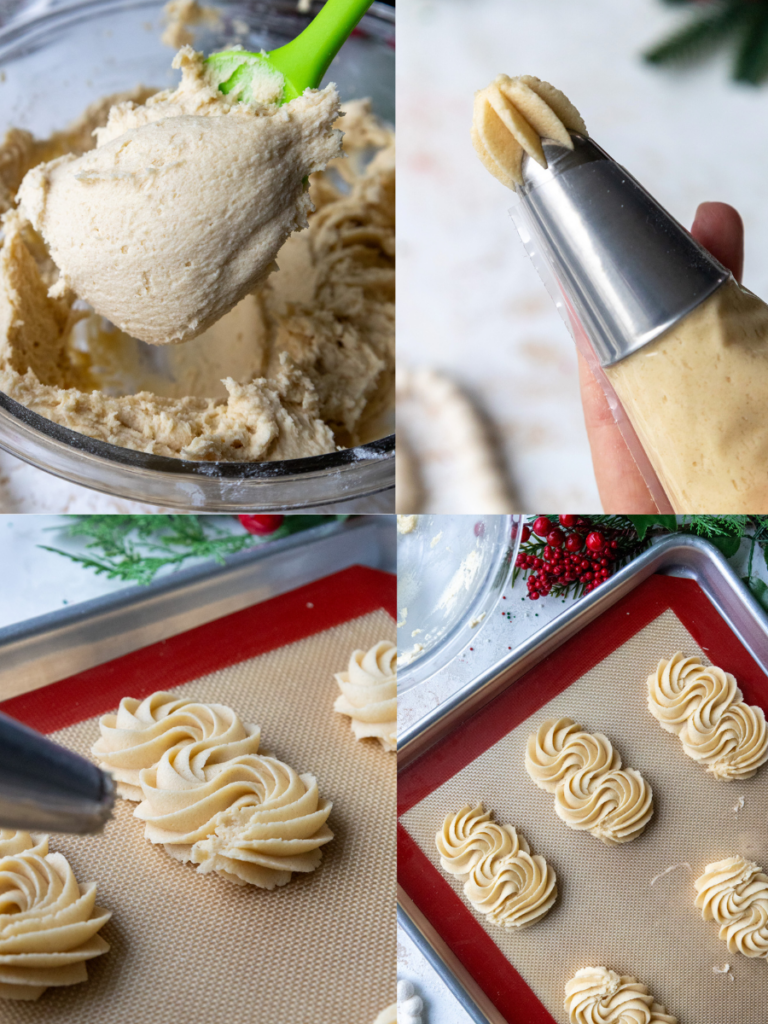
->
[644,0,768,85]
[39,515,344,585]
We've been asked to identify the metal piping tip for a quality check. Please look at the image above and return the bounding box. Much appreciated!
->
[517,133,729,366]
[0,713,115,834]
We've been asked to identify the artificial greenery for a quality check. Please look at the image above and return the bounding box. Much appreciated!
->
[40,515,343,585]
[644,0,768,85]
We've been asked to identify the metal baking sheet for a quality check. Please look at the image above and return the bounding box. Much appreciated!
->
[0,515,395,700]
[398,535,768,1024]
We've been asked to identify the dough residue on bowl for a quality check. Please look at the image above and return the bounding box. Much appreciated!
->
[0,52,395,461]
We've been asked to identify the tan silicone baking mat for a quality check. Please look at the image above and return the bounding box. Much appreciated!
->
[401,607,768,1024]
[3,609,395,1024]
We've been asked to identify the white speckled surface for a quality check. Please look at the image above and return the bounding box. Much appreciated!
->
[398,0,768,511]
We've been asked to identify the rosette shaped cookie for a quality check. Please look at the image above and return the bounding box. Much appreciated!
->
[0,832,111,1001]
[647,653,737,735]
[436,804,557,929]
[564,967,677,1024]
[526,718,620,793]
[648,654,768,781]
[92,690,261,800]
[694,856,768,959]
[334,641,397,752]
[471,74,587,190]
[135,747,333,889]
[526,718,653,845]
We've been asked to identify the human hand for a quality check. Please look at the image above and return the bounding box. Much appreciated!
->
[578,201,744,512]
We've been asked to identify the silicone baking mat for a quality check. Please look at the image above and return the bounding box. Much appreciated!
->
[399,574,768,1024]
[0,565,396,1024]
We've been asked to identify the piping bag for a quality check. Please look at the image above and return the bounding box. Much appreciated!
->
[0,712,114,834]
[474,75,768,513]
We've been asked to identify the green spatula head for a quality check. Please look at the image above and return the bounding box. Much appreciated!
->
[205,0,373,105]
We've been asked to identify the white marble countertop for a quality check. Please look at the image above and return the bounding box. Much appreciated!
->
[0,513,266,629]
[397,524,767,1022]
[398,0,768,510]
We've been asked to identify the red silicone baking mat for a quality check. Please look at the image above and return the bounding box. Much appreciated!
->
[398,574,768,1024]
[0,565,396,1024]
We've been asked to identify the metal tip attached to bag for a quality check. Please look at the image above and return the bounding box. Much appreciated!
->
[517,132,729,366]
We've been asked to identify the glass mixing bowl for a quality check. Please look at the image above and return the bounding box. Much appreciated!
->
[0,0,394,511]
[397,515,523,692]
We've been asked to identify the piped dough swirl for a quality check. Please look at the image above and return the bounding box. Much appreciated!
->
[95,690,333,888]
[526,718,654,845]
[648,653,768,780]
[92,690,262,800]
[334,641,397,752]
[471,74,587,190]
[564,967,677,1024]
[0,831,111,1001]
[435,804,557,928]
[694,856,768,959]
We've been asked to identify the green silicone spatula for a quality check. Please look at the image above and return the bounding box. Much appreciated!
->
[205,0,373,105]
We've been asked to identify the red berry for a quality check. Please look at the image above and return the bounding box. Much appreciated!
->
[581,559,590,570]
[238,515,284,536]
[586,531,605,552]
[565,534,582,553]
[474,521,485,537]
[543,545,552,560]
[610,540,618,550]
[547,528,565,548]
[521,525,531,543]
[533,557,543,568]
[532,516,552,538]
[559,514,577,528]
[529,592,540,601]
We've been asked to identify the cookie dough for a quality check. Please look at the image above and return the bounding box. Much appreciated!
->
[92,690,262,800]
[526,717,654,845]
[436,804,557,928]
[471,74,586,190]
[605,280,768,513]
[694,856,768,959]
[0,830,111,1001]
[397,514,417,534]
[0,68,394,460]
[334,641,397,752]
[648,653,768,780]
[564,967,677,1024]
[94,690,333,888]
[18,48,341,346]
